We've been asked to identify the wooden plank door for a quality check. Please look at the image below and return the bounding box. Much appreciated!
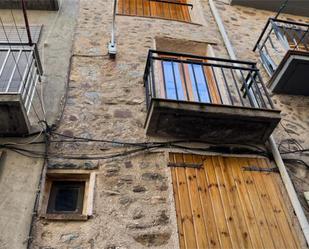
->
[170,153,302,249]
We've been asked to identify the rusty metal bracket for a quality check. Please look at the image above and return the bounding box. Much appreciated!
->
[242,165,279,173]
[168,162,203,169]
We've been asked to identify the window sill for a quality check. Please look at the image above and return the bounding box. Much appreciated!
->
[42,214,89,221]
[116,13,203,26]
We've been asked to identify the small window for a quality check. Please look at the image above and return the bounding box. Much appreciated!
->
[41,171,95,221]
[47,181,85,214]
[118,0,191,22]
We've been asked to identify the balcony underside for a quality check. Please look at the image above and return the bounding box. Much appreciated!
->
[0,94,30,136]
[145,99,281,144]
[230,0,309,17]
[0,0,59,10]
[269,50,309,96]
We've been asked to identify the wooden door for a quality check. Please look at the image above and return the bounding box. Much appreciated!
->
[158,56,221,104]
[170,153,302,249]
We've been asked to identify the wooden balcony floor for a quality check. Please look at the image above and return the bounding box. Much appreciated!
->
[269,50,309,96]
[145,98,281,144]
[0,94,30,136]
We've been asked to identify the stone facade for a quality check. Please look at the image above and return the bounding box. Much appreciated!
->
[31,0,309,248]
[215,1,309,218]
[0,0,308,248]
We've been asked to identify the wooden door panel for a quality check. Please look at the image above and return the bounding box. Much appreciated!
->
[170,153,302,249]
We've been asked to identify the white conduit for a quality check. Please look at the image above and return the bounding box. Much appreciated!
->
[208,0,309,245]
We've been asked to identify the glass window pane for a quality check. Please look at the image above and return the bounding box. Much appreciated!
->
[55,187,79,212]
[47,181,85,214]
[188,63,211,103]
[163,61,185,100]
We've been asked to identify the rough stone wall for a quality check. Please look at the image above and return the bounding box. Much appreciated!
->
[30,0,233,248]
[214,0,309,218]
[30,0,309,248]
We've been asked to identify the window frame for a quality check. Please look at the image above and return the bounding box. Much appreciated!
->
[40,170,95,221]
[156,54,221,104]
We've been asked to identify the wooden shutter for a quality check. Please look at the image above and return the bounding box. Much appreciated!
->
[118,0,191,22]
[170,153,302,249]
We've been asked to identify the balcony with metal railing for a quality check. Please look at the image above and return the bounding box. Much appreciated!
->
[254,18,309,95]
[0,43,43,135]
[144,50,281,143]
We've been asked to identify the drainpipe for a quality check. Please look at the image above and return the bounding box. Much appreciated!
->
[208,0,309,245]
[108,0,117,58]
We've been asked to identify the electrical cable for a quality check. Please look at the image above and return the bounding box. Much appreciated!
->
[3,129,44,146]
[274,0,289,19]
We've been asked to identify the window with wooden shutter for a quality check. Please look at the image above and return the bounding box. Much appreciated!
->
[118,0,191,22]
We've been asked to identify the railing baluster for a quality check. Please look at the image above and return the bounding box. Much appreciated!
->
[22,58,35,100]
[239,70,254,107]
[161,60,167,99]
[190,63,201,102]
[26,74,39,114]
[20,56,35,99]
[18,50,34,93]
[181,62,190,101]
[249,71,265,108]
[23,61,36,107]
[210,65,223,104]
[150,52,156,98]
[5,49,23,92]
[145,72,150,110]
[171,60,179,100]
[0,49,11,91]
[255,69,275,109]
[201,64,212,103]
[220,67,234,106]
[230,69,244,107]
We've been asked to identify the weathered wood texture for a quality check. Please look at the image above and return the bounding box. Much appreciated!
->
[170,153,302,249]
[118,0,191,22]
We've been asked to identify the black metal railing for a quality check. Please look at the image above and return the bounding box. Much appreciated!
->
[144,50,274,110]
[254,18,309,76]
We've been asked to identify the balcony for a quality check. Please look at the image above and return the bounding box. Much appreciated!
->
[230,0,309,17]
[144,50,281,143]
[254,18,309,95]
[0,0,59,10]
[0,43,43,136]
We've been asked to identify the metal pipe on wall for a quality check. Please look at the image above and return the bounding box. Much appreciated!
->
[208,0,309,245]
[108,0,117,58]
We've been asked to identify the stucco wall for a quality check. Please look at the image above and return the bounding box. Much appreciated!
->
[0,0,79,248]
